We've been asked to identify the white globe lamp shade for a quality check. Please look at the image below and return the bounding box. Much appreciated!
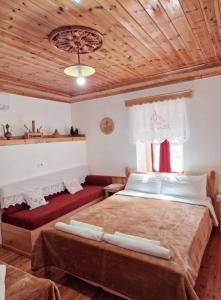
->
[64,64,95,77]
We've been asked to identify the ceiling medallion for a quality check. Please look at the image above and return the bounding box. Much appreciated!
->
[48,25,103,86]
[48,25,103,54]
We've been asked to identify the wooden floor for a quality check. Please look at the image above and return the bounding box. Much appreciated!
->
[1,231,221,300]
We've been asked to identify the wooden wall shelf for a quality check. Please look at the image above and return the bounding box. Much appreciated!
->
[0,135,86,146]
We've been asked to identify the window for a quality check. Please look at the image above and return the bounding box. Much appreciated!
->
[170,143,183,173]
[136,141,183,173]
[130,97,188,173]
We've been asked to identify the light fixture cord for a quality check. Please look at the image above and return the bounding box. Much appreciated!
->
[77,43,82,77]
[77,44,81,65]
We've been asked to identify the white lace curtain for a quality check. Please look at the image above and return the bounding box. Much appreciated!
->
[129,98,189,144]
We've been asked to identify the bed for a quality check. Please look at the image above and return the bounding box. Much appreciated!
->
[31,170,219,300]
[4,262,60,300]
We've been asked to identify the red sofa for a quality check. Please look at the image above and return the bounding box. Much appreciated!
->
[2,175,112,230]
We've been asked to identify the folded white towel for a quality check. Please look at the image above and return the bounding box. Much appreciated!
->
[103,233,171,260]
[0,265,6,300]
[114,232,161,245]
[55,222,104,241]
[69,220,103,232]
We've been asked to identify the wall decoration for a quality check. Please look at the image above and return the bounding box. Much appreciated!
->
[100,117,114,135]
[24,120,43,138]
[2,124,12,140]
[70,126,79,136]
[0,120,86,146]
[52,129,61,137]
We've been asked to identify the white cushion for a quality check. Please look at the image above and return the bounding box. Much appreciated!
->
[24,188,48,210]
[126,173,162,194]
[63,178,83,194]
[161,174,207,200]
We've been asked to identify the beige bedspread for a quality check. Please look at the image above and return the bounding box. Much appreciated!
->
[5,262,60,300]
[32,194,212,300]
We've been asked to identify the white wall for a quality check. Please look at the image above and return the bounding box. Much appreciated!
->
[1,74,220,186]
[0,93,87,185]
[71,75,221,185]
[72,93,133,176]
[0,93,71,135]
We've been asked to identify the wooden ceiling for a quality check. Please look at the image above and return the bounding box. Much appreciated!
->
[0,0,221,103]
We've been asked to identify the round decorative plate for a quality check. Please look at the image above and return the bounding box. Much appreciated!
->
[48,25,103,54]
[100,118,114,135]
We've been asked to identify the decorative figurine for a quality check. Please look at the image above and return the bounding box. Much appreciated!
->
[2,123,12,140]
[70,126,79,136]
[24,120,43,138]
[70,126,75,136]
[75,128,79,136]
[52,129,61,137]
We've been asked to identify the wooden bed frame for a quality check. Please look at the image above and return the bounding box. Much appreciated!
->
[35,168,220,300]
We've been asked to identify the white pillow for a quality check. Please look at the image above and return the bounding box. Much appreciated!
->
[161,174,207,200]
[63,178,83,194]
[126,173,162,194]
[24,188,48,210]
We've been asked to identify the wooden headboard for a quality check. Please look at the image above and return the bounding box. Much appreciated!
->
[207,170,217,202]
[125,167,218,201]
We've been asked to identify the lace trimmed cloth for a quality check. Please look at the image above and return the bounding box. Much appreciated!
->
[0,165,89,209]
[129,98,189,144]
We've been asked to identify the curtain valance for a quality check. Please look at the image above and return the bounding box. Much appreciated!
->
[129,98,189,144]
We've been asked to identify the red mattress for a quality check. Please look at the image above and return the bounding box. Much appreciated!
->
[2,185,104,230]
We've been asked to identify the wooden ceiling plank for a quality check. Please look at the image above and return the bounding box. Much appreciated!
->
[198,0,221,58]
[116,0,194,67]
[179,0,218,60]
[138,0,196,65]
[159,0,206,63]
[0,60,66,92]
[0,41,150,92]
[0,26,77,73]
[70,61,221,102]
[95,0,187,69]
[0,43,141,86]
[0,23,146,88]
[0,72,71,97]
[55,0,167,73]
[0,0,220,101]
[0,27,72,68]
[0,43,68,76]
[0,0,199,90]
[0,83,70,103]
[116,0,191,67]
[28,0,162,74]
[0,0,146,79]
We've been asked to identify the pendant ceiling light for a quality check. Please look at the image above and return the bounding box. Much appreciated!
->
[48,25,103,86]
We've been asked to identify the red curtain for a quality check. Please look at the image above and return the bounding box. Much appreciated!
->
[159,139,171,173]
